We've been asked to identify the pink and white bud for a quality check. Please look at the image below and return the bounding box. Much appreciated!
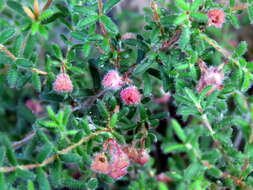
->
[121,33,136,40]
[157,173,172,184]
[154,88,171,103]
[120,86,141,105]
[123,145,149,165]
[25,99,43,114]
[53,73,73,93]
[102,70,124,90]
[207,9,225,28]
[197,61,224,96]
[91,153,110,174]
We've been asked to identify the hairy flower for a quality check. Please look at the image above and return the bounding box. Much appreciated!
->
[91,153,110,174]
[208,9,225,28]
[197,61,224,96]
[123,145,149,165]
[25,99,43,114]
[102,70,124,90]
[53,73,73,92]
[109,151,129,179]
[120,86,141,105]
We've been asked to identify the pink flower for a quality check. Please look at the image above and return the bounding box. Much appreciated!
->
[53,73,73,93]
[91,153,110,174]
[120,86,141,105]
[121,33,136,40]
[154,88,171,103]
[157,173,172,184]
[208,9,225,28]
[123,145,149,165]
[197,61,224,96]
[109,151,129,179]
[109,168,128,179]
[25,99,43,114]
[102,70,124,90]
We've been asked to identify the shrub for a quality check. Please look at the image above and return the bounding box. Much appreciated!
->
[0,0,253,189]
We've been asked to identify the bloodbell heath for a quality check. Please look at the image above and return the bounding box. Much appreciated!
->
[91,153,110,174]
[120,86,141,105]
[53,73,73,93]
[207,9,225,28]
[102,70,124,90]
[197,61,224,96]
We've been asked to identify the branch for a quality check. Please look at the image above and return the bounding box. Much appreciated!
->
[0,44,47,75]
[0,128,111,173]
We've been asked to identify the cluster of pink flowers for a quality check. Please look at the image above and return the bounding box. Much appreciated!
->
[122,145,150,166]
[207,9,225,28]
[102,71,142,105]
[91,139,149,179]
[53,73,73,93]
[197,61,224,96]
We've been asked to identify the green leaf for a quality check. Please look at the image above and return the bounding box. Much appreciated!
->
[16,169,36,180]
[163,144,186,153]
[171,119,186,142]
[234,41,247,57]
[185,88,198,105]
[0,173,6,190]
[37,168,51,190]
[63,106,72,126]
[83,42,91,57]
[81,117,92,135]
[241,71,251,92]
[97,100,109,120]
[7,65,18,88]
[175,0,190,11]
[248,5,253,23]
[143,73,152,96]
[174,13,188,25]
[100,15,118,34]
[77,15,98,28]
[104,0,121,13]
[15,58,33,67]
[32,72,41,92]
[37,143,53,162]
[0,135,17,166]
[0,28,15,44]
[87,178,98,189]
[109,113,118,128]
[60,153,82,163]
[27,180,35,190]
[179,27,191,49]
[31,22,40,35]
[190,0,202,11]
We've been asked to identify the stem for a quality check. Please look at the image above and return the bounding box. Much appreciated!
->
[0,44,47,75]
[0,128,111,173]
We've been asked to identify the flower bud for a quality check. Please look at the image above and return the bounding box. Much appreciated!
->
[53,73,73,92]
[207,9,225,28]
[123,145,149,165]
[25,99,43,114]
[102,70,124,90]
[120,86,141,105]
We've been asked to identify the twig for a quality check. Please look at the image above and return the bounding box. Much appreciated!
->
[0,128,111,173]
[0,44,47,75]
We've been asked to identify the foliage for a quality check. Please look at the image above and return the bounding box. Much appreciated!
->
[0,0,253,189]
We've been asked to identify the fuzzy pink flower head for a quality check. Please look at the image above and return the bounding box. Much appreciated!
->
[102,70,124,90]
[109,153,129,179]
[91,153,110,174]
[53,73,73,93]
[208,9,225,28]
[25,99,43,114]
[120,86,141,105]
[197,62,224,96]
